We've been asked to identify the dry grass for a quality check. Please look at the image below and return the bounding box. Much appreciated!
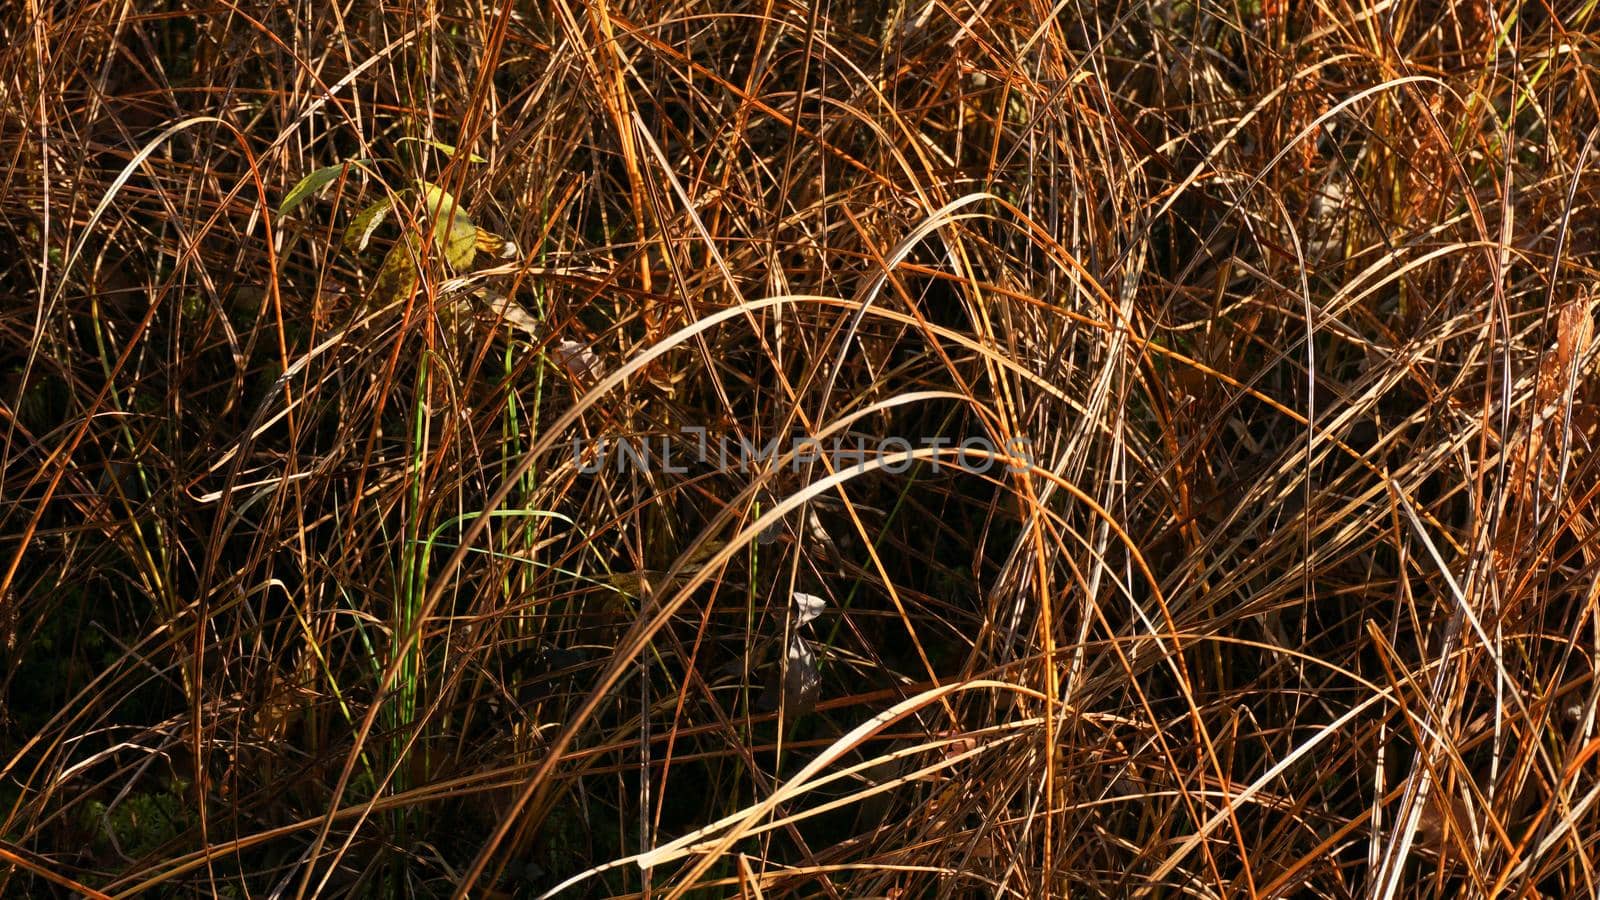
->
[3,0,1600,896]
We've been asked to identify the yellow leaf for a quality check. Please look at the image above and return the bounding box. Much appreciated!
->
[343,195,396,253]
[370,233,421,308]
[418,181,477,270]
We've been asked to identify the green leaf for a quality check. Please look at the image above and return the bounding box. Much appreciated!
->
[398,137,487,163]
[343,194,399,253]
[279,162,358,217]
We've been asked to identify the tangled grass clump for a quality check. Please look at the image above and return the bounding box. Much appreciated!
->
[4,0,1600,896]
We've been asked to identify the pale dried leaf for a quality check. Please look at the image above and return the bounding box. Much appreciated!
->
[551,339,602,380]
[793,591,824,626]
[783,634,819,714]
